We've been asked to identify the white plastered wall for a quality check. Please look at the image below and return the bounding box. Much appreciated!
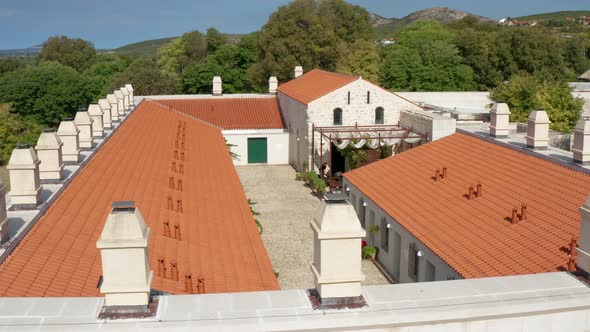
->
[277,92,309,170]
[223,129,289,166]
[344,179,462,283]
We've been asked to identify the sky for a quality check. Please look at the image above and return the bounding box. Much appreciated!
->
[0,0,588,49]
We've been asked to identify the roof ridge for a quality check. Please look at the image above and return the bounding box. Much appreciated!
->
[147,99,223,130]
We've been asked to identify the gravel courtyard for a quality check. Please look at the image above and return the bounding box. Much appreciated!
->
[237,165,390,289]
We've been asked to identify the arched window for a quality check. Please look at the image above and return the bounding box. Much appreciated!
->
[375,107,384,124]
[333,108,343,125]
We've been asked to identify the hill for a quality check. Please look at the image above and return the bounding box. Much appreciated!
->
[112,37,177,59]
[515,11,590,21]
[374,7,491,38]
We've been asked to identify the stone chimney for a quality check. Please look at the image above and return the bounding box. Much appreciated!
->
[577,195,590,275]
[573,117,590,165]
[97,201,152,307]
[114,90,126,114]
[74,111,94,150]
[57,119,80,164]
[106,94,121,121]
[269,76,278,94]
[310,194,365,305]
[98,98,113,129]
[490,102,510,138]
[294,66,303,78]
[87,104,104,138]
[212,76,222,96]
[120,87,131,111]
[7,143,42,210]
[124,84,135,106]
[35,129,64,184]
[525,110,550,150]
[0,178,8,243]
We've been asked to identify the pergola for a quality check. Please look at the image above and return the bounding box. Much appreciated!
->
[311,123,427,189]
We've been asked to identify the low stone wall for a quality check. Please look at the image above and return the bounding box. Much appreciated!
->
[400,109,456,141]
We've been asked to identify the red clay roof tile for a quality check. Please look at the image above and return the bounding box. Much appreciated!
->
[344,132,590,279]
[155,97,285,130]
[0,100,279,297]
[277,69,358,104]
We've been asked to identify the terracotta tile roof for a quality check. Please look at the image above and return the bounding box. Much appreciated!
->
[277,69,358,105]
[155,97,285,130]
[344,132,590,279]
[0,100,279,297]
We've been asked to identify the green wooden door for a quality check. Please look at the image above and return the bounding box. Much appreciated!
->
[247,138,268,164]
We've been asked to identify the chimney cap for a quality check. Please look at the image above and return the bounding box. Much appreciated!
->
[575,117,590,132]
[491,102,510,115]
[212,76,222,83]
[15,142,31,149]
[527,110,550,123]
[87,104,103,116]
[42,128,56,133]
[269,76,278,83]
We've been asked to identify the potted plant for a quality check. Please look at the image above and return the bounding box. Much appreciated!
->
[363,246,377,260]
[368,224,379,245]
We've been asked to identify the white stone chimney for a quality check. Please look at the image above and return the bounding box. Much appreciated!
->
[106,94,121,121]
[269,76,278,94]
[124,84,135,106]
[525,110,550,150]
[0,178,8,243]
[97,201,153,307]
[573,117,590,165]
[576,195,590,274]
[98,99,113,129]
[114,90,126,114]
[490,102,510,138]
[7,144,42,209]
[120,87,131,111]
[87,104,104,138]
[57,119,80,164]
[212,76,222,96]
[310,194,365,305]
[294,66,303,78]
[74,111,94,150]
[35,129,64,184]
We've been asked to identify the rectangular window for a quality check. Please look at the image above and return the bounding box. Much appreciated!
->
[425,261,436,282]
[367,91,370,104]
[347,91,351,105]
[380,217,389,252]
[358,199,365,228]
[375,107,384,125]
[408,244,419,281]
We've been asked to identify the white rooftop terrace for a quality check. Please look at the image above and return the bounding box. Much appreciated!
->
[0,272,588,331]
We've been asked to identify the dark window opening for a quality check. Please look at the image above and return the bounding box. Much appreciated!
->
[367,91,370,104]
[380,217,389,252]
[333,108,343,125]
[408,243,419,281]
[375,107,384,124]
[347,91,351,105]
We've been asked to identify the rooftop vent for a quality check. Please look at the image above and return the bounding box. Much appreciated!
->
[294,66,303,78]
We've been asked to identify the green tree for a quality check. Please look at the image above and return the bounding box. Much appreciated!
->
[380,20,476,91]
[82,54,129,100]
[490,74,583,132]
[0,111,43,165]
[206,28,228,54]
[111,60,178,95]
[254,0,374,87]
[38,36,96,71]
[157,31,208,77]
[0,61,94,124]
[182,43,255,94]
[0,58,29,76]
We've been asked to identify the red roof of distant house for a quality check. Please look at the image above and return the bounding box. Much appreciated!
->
[0,100,279,297]
[277,69,358,105]
[156,97,285,130]
[344,132,590,279]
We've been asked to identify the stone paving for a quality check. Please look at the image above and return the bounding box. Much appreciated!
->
[236,165,390,289]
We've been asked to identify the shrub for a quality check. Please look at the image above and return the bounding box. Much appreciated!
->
[363,246,377,259]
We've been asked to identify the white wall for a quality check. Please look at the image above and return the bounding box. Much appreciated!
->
[223,129,289,166]
[344,179,462,283]
[400,109,457,141]
[306,79,423,170]
[397,91,492,110]
[277,92,309,171]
